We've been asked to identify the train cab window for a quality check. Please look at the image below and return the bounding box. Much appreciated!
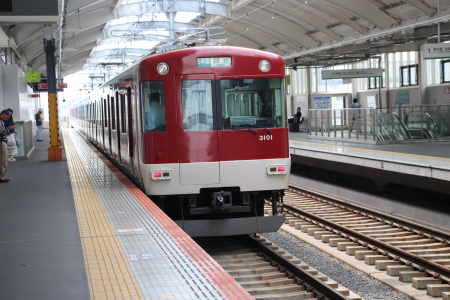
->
[181,80,213,131]
[220,78,286,129]
[141,81,166,132]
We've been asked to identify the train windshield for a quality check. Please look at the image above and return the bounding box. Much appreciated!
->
[181,77,286,131]
[181,80,214,131]
[220,78,286,130]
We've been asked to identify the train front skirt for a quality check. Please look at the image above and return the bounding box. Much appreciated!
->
[175,215,286,237]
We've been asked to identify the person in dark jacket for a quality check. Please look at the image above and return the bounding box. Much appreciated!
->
[295,107,302,124]
[0,109,11,182]
[35,109,43,141]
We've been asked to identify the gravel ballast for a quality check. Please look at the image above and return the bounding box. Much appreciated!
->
[262,231,409,300]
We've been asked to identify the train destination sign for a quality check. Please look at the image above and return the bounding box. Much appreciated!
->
[322,68,383,79]
[197,57,231,67]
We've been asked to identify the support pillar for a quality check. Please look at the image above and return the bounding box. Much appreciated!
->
[44,25,62,161]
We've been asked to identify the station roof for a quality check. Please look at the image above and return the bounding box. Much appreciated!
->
[1,0,450,79]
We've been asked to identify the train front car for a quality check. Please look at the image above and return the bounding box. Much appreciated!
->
[139,46,290,237]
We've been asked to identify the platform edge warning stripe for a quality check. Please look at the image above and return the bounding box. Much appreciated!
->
[62,129,145,300]
[291,140,450,162]
[84,139,254,299]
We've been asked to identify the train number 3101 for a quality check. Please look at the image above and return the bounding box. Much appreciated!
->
[259,135,273,141]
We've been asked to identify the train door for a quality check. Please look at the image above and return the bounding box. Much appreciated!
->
[126,87,136,174]
[101,97,106,150]
[108,95,114,156]
[115,92,121,163]
[176,74,220,185]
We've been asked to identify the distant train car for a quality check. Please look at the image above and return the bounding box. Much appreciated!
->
[70,46,290,237]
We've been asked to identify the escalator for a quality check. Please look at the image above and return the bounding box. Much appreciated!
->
[376,112,412,141]
[404,111,444,139]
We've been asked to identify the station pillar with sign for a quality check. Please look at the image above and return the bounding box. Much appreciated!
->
[44,25,62,161]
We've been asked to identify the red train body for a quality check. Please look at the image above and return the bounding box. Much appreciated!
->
[70,46,290,236]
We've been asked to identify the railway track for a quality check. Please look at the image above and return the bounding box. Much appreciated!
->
[194,235,361,300]
[276,184,450,300]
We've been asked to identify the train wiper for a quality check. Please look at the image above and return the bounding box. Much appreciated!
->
[231,124,272,133]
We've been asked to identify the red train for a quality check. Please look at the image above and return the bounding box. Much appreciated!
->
[70,46,290,237]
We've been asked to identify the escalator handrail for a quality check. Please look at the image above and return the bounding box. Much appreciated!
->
[391,112,413,139]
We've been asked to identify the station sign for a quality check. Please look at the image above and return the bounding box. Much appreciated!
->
[322,68,383,79]
[423,43,450,59]
[0,0,58,23]
[38,83,68,89]
[26,72,41,83]
[32,82,67,93]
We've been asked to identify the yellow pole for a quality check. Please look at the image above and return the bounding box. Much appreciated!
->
[44,25,62,161]
[48,92,62,161]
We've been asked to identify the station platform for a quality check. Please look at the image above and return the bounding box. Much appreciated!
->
[0,129,253,300]
[289,132,450,195]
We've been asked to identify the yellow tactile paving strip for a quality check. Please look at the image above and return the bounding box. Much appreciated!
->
[63,129,144,300]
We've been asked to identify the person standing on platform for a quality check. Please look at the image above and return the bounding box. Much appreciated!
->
[0,109,11,183]
[349,98,361,133]
[35,109,43,141]
[290,107,302,132]
[4,108,17,161]
[295,107,302,124]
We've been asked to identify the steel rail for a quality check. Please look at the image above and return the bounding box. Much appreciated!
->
[289,184,450,242]
[246,235,351,300]
[285,185,450,282]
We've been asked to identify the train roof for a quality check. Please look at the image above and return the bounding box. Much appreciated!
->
[99,45,283,85]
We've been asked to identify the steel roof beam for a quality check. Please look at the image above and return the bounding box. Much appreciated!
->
[114,0,227,18]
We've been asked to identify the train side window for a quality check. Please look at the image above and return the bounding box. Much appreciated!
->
[111,96,116,130]
[121,94,126,133]
[105,97,110,128]
[181,79,213,131]
[103,98,107,128]
[141,81,166,132]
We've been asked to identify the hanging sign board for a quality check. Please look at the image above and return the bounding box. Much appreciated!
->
[33,82,66,92]
[37,83,67,89]
[423,43,450,59]
[0,0,58,22]
[322,68,383,79]
[26,72,41,83]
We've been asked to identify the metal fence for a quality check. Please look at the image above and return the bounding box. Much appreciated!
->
[308,105,450,143]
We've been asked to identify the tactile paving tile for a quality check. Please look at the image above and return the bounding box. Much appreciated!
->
[65,129,228,300]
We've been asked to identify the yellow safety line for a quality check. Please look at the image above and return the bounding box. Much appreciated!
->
[290,140,450,163]
[63,130,144,300]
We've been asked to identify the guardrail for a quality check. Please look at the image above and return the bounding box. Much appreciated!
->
[308,105,450,143]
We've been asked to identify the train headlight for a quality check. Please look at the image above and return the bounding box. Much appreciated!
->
[259,60,270,72]
[151,170,172,180]
[157,62,169,75]
[266,165,287,175]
